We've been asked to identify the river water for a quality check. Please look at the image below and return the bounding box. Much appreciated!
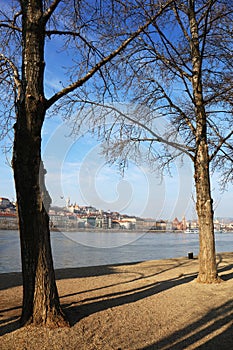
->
[0,230,233,273]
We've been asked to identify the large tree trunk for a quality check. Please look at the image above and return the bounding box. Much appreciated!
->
[13,126,67,325]
[194,143,219,283]
[12,0,67,327]
[189,1,219,283]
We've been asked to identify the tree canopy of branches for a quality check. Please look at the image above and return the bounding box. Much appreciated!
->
[0,0,173,327]
[68,0,233,283]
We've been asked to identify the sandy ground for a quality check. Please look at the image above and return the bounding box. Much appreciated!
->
[0,252,233,350]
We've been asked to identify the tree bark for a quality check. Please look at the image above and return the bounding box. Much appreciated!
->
[189,0,219,283]
[12,0,68,326]
[13,135,67,325]
[194,144,219,283]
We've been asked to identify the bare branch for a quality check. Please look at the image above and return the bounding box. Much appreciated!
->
[46,29,105,59]
[139,32,192,81]
[75,99,195,159]
[0,8,22,31]
[172,2,190,42]
[209,130,233,162]
[0,53,22,101]
[155,81,196,135]
[0,22,21,32]
[152,22,192,77]
[42,0,62,24]
[46,1,173,109]
[199,0,215,67]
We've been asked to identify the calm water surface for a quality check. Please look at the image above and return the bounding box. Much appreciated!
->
[0,230,233,273]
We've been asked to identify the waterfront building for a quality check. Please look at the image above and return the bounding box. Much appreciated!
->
[0,197,11,208]
[172,217,180,230]
[0,212,18,229]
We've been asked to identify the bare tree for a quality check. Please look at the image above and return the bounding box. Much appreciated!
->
[0,0,172,326]
[72,0,233,283]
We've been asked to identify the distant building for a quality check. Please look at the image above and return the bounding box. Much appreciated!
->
[0,197,11,208]
[0,212,18,229]
[117,220,134,230]
[152,220,165,230]
[172,217,180,230]
[181,216,187,230]
[136,219,157,230]
[214,219,221,231]
[172,217,187,230]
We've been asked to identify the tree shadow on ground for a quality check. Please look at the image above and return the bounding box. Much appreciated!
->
[1,256,232,291]
[221,272,233,281]
[63,272,197,326]
[0,313,21,336]
[0,259,193,336]
[59,259,192,300]
[55,261,142,280]
[62,261,233,331]
[140,299,233,350]
[0,261,144,291]
[0,259,190,336]
[0,257,232,337]
[0,272,23,290]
